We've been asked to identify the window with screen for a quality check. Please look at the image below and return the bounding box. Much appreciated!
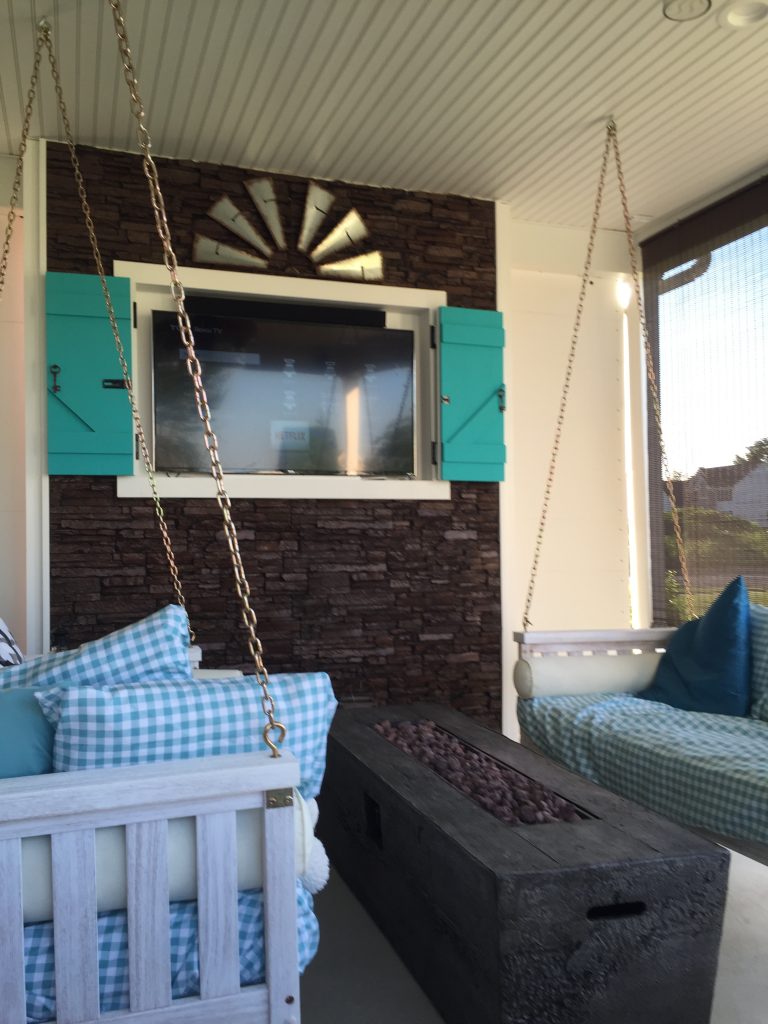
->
[642,176,768,624]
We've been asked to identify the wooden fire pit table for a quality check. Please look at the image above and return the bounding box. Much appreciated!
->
[319,703,729,1024]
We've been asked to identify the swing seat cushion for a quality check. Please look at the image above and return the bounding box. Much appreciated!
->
[24,881,319,1023]
[638,576,751,717]
[518,691,768,844]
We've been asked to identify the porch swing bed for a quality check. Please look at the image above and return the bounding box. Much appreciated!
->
[1,8,338,1024]
[0,607,336,1023]
[514,613,768,848]
[513,123,768,852]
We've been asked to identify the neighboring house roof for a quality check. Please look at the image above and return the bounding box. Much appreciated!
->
[687,464,754,489]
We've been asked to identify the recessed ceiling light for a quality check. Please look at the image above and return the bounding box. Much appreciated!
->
[662,0,712,20]
[718,0,768,27]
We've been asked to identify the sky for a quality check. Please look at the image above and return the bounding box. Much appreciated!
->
[658,226,768,479]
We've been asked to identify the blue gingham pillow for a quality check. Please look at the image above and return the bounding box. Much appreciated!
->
[750,603,768,722]
[36,671,337,799]
[0,605,192,691]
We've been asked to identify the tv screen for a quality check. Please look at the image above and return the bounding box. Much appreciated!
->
[152,311,415,476]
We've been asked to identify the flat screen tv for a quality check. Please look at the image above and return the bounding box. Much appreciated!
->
[152,310,415,476]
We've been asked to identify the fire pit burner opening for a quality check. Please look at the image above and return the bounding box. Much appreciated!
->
[373,718,586,826]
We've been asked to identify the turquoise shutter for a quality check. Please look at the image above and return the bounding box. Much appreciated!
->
[46,272,134,475]
[439,306,506,482]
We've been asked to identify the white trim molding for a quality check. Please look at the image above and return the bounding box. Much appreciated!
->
[23,140,49,655]
[114,261,450,501]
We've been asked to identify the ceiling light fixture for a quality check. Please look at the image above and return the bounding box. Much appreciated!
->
[662,0,712,20]
[718,0,768,27]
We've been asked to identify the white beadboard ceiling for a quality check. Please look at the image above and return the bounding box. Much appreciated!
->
[1,0,767,232]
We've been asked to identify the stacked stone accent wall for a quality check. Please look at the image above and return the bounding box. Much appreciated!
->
[47,143,501,724]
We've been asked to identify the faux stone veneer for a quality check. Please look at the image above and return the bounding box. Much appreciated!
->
[46,143,501,722]
[46,143,496,308]
[49,477,501,721]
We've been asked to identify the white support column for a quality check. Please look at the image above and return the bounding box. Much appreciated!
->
[22,139,49,655]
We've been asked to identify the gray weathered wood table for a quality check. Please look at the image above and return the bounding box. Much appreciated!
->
[319,703,729,1024]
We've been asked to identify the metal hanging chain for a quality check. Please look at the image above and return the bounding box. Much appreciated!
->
[0,30,44,301]
[522,120,694,629]
[522,126,613,631]
[1,19,195,640]
[108,0,285,755]
[610,124,694,621]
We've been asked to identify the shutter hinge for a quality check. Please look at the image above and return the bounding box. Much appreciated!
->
[431,440,438,466]
[133,301,137,329]
[430,324,436,349]
[135,433,140,460]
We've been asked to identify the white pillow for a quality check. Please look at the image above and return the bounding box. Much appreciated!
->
[20,793,317,924]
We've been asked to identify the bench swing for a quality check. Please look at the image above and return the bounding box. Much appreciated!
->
[512,125,768,853]
[513,119,691,699]
[1,5,330,1022]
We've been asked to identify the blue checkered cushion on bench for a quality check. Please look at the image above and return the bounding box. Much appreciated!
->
[518,692,768,844]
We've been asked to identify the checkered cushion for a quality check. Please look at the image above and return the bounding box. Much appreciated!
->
[0,605,192,691]
[518,692,768,843]
[24,882,318,1022]
[37,671,337,799]
[750,603,768,722]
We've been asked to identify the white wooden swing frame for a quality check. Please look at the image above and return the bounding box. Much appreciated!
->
[0,753,301,1024]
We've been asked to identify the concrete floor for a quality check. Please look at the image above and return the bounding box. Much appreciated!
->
[301,870,442,1024]
[302,851,768,1024]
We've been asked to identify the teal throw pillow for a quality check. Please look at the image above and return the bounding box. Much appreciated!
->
[0,688,54,778]
[0,604,192,691]
[639,576,751,716]
[749,603,768,722]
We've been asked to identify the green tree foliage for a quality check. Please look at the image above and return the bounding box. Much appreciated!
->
[664,507,768,572]
[734,437,768,465]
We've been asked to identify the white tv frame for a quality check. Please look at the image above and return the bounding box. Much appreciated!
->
[114,261,450,501]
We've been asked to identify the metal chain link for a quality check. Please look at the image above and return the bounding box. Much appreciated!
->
[0,34,44,301]
[36,21,195,640]
[522,126,613,630]
[610,125,695,621]
[108,0,285,754]
[522,120,694,629]
[1,19,194,640]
